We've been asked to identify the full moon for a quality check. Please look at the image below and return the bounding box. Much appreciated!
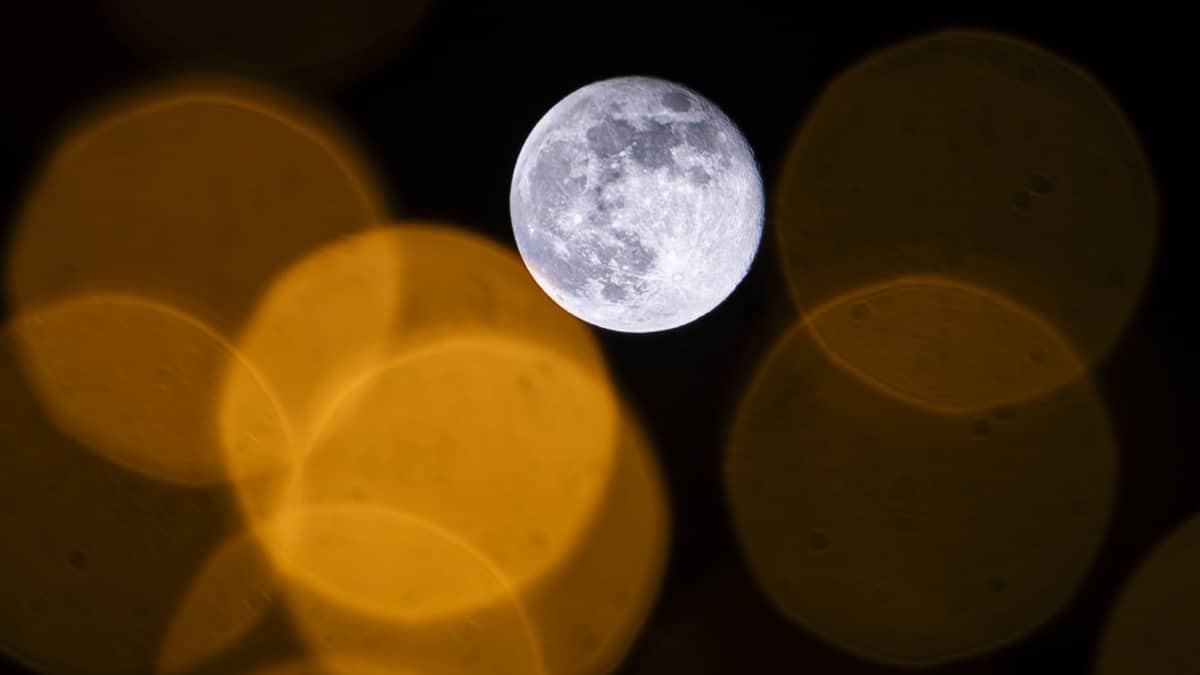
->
[510,76,764,333]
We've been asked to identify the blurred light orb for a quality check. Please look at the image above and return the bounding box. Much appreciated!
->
[510,76,764,333]
[1095,515,1200,675]
[102,0,429,87]
[772,29,1156,364]
[724,310,1115,667]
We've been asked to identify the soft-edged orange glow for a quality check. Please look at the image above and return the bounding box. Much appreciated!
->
[282,336,619,618]
[806,276,1085,413]
[270,410,666,675]
[1095,515,1200,675]
[10,293,291,485]
[273,503,530,625]
[159,406,667,675]
[271,504,546,675]
[7,75,386,338]
[0,324,248,674]
[725,314,1116,667]
[360,226,608,378]
[217,226,403,454]
[774,29,1156,366]
[219,225,608,456]
[1,22,670,672]
[252,660,424,675]
[218,224,613,528]
[102,0,429,86]
[159,509,543,675]
[518,408,669,675]
[209,222,665,673]
[156,527,280,674]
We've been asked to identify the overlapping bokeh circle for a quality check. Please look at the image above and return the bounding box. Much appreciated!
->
[725,28,1153,668]
[1,74,668,675]
[0,23,1166,675]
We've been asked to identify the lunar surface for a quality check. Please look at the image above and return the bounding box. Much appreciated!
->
[510,76,764,333]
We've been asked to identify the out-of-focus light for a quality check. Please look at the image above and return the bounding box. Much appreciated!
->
[218,224,609,456]
[156,526,279,674]
[160,405,667,675]
[519,407,669,675]
[279,336,620,618]
[101,0,430,87]
[217,224,613,526]
[212,222,665,673]
[251,659,424,675]
[160,507,550,675]
[805,276,1084,414]
[217,226,403,454]
[7,74,387,339]
[773,29,1156,367]
[11,293,291,485]
[1095,514,1200,675]
[725,306,1116,667]
[269,504,547,675]
[0,324,255,674]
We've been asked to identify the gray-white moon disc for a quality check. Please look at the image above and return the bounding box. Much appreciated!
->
[510,76,764,333]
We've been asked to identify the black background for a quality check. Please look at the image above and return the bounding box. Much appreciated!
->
[1,3,1195,674]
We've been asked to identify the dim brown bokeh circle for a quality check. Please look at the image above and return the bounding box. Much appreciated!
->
[1094,515,1200,675]
[725,289,1116,666]
[774,29,1157,366]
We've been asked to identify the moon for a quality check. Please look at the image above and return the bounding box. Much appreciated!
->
[510,76,764,333]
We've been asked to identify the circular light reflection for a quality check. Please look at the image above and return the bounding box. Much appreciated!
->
[102,0,429,87]
[725,311,1116,666]
[285,337,620,619]
[219,224,611,523]
[806,276,1084,414]
[0,323,253,674]
[12,293,291,485]
[774,29,1157,366]
[1095,515,1200,675]
[269,504,547,675]
[7,75,387,339]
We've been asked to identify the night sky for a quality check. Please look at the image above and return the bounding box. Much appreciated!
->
[1,3,1195,674]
